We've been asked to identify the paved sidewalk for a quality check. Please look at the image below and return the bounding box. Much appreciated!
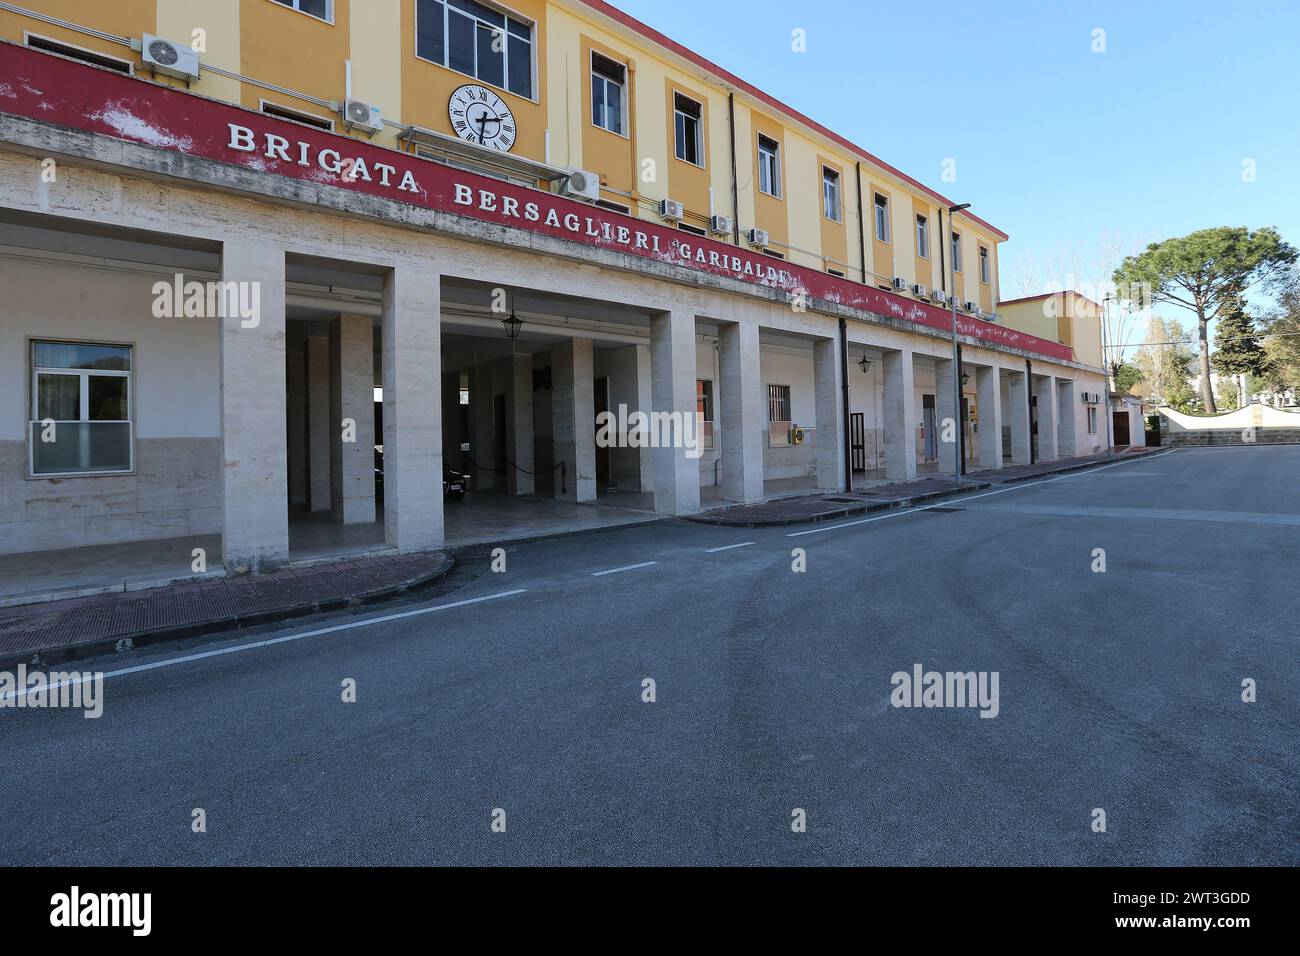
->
[687,448,1156,527]
[0,551,453,669]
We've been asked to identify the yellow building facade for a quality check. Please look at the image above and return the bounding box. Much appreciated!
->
[0,0,1004,311]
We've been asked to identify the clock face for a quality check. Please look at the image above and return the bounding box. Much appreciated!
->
[448,85,517,152]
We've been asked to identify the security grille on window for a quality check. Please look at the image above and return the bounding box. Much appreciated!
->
[916,214,929,258]
[591,52,626,134]
[674,93,703,166]
[768,383,791,446]
[696,380,715,450]
[951,230,962,272]
[416,0,534,99]
[822,167,841,222]
[979,245,990,283]
[30,341,132,476]
[758,135,781,197]
[271,0,332,21]
[874,193,890,242]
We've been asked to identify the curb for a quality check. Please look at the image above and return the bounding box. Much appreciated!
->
[683,481,995,528]
[0,552,455,672]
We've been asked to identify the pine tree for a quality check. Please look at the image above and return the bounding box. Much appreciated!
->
[1213,285,1268,385]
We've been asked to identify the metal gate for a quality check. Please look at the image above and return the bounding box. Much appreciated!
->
[850,412,866,471]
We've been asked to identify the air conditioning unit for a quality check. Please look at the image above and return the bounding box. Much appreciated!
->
[931,288,949,305]
[892,277,908,291]
[973,307,987,320]
[139,34,201,81]
[986,312,999,324]
[911,283,928,298]
[1081,392,1101,404]
[709,214,734,236]
[659,198,685,221]
[342,97,383,134]
[748,227,770,248]
[561,169,602,202]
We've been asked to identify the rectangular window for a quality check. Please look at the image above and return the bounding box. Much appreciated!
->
[673,92,704,166]
[767,383,791,446]
[874,193,890,243]
[261,101,334,131]
[677,222,707,237]
[416,0,534,99]
[979,245,991,284]
[916,214,929,258]
[757,135,781,198]
[1087,406,1098,434]
[271,0,333,22]
[591,52,626,135]
[822,167,842,222]
[30,341,133,476]
[951,230,962,272]
[696,379,715,450]
[25,34,132,73]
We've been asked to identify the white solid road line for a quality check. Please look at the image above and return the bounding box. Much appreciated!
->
[590,561,659,576]
[706,542,755,553]
[0,588,530,698]
[788,449,1179,538]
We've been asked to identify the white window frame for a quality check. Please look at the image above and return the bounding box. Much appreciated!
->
[757,135,782,198]
[874,194,890,243]
[260,99,336,131]
[767,383,792,446]
[951,230,963,273]
[590,51,628,136]
[24,32,134,74]
[268,0,335,24]
[29,340,134,478]
[414,0,538,102]
[1087,405,1098,435]
[979,245,991,284]
[916,214,930,259]
[673,92,705,168]
[822,166,842,223]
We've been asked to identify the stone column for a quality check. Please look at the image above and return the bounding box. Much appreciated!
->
[330,313,376,524]
[883,348,917,480]
[1056,378,1078,457]
[813,337,846,492]
[1033,374,1059,461]
[636,343,654,494]
[286,347,307,508]
[381,264,443,552]
[718,322,763,503]
[506,352,535,495]
[975,365,1003,471]
[551,337,596,502]
[650,308,700,515]
[220,240,289,572]
[1008,369,1032,465]
[471,363,495,491]
[307,334,330,512]
[934,356,958,475]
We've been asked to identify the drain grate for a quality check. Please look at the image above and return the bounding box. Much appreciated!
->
[924,507,964,513]
[824,496,860,503]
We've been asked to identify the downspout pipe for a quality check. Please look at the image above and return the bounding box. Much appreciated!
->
[855,162,868,285]
[728,92,741,245]
[1026,357,1036,464]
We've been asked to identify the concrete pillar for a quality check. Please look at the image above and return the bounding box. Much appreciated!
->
[636,343,654,494]
[650,308,701,515]
[813,337,846,492]
[307,334,330,512]
[934,357,958,475]
[381,264,443,552]
[883,348,916,480]
[286,347,307,508]
[330,313,376,524]
[506,352,535,495]
[1056,378,1078,457]
[442,371,462,473]
[1008,369,1032,465]
[718,322,763,503]
[219,240,288,572]
[471,363,495,491]
[551,337,596,502]
[1034,374,1059,461]
[975,365,1003,471]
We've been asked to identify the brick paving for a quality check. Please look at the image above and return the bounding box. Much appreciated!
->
[687,449,1156,527]
[0,551,453,668]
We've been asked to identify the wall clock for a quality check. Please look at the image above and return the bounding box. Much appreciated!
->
[448,84,516,152]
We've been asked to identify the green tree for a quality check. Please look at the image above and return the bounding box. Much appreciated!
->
[1214,376,1242,411]
[1213,281,1268,384]
[1261,270,1300,392]
[1133,316,1196,407]
[1113,227,1297,412]
[1113,362,1144,394]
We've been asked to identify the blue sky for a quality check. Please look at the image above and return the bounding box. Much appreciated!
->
[610,0,1300,305]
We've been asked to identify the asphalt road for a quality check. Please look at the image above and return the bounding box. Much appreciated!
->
[2,446,1296,865]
